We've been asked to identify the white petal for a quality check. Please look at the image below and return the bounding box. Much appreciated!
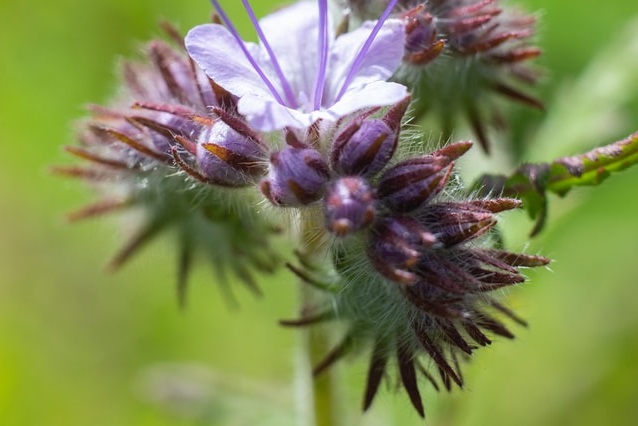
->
[185,24,278,100]
[258,1,329,98]
[325,18,405,103]
[328,81,408,118]
[238,95,319,131]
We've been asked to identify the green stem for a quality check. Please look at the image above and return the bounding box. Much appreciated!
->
[295,210,345,426]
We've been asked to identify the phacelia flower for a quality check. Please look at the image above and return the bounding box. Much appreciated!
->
[185,0,408,131]
[60,1,553,420]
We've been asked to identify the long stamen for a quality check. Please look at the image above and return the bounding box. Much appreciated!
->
[334,0,399,102]
[313,0,330,110]
[241,0,298,108]
[209,0,286,105]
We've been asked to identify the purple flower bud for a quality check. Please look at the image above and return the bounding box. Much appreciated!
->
[324,177,376,237]
[331,97,410,177]
[415,253,476,294]
[377,156,452,212]
[368,215,437,285]
[261,147,330,206]
[377,141,473,212]
[425,202,499,247]
[402,5,445,65]
[331,119,396,177]
[196,121,267,187]
[130,108,203,155]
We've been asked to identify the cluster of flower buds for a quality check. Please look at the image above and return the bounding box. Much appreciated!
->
[403,0,543,151]
[55,26,279,304]
[349,0,542,152]
[279,102,550,417]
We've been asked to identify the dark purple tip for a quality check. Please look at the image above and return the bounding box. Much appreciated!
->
[324,176,376,237]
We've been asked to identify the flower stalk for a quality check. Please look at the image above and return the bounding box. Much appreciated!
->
[297,209,345,426]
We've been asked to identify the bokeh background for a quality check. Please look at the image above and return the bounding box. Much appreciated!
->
[1,0,638,425]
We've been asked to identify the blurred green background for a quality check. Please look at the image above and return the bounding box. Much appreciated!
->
[1,0,637,425]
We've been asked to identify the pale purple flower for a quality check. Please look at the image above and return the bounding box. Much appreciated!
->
[186,0,407,131]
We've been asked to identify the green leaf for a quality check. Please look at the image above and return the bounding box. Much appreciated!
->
[475,132,638,235]
[547,132,638,195]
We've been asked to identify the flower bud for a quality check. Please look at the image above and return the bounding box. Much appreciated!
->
[425,202,498,247]
[261,147,330,206]
[402,6,445,65]
[130,109,203,155]
[324,177,376,237]
[377,156,452,212]
[331,119,396,177]
[196,121,267,187]
[368,215,437,285]
[377,141,473,212]
[330,97,409,177]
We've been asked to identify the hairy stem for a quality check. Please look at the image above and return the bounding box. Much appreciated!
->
[295,209,345,426]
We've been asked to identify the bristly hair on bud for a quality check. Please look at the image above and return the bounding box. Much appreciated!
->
[55,23,280,307]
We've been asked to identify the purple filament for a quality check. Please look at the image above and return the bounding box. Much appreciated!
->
[334,0,399,102]
[313,0,330,110]
[209,0,286,106]
[240,0,298,108]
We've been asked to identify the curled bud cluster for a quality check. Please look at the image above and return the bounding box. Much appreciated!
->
[400,0,542,151]
[56,28,279,303]
[322,98,409,235]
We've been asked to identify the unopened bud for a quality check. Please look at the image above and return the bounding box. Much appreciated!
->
[368,215,437,285]
[425,202,498,247]
[324,177,376,237]
[377,156,453,212]
[402,6,445,65]
[261,147,330,206]
[331,119,396,177]
[196,121,267,187]
[330,97,409,177]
